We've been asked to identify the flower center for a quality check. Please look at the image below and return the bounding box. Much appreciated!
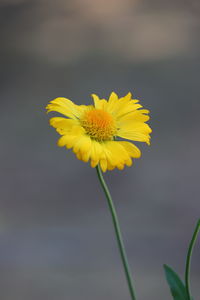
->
[81,109,116,141]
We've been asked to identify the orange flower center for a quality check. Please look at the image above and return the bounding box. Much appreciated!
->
[81,109,117,141]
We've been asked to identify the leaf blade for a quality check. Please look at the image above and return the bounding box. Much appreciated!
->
[164,264,189,300]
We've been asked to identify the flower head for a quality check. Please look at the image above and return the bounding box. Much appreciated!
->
[46,92,151,172]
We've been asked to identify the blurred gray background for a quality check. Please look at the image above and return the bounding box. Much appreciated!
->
[0,0,200,299]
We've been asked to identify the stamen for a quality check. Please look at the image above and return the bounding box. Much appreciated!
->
[81,109,116,141]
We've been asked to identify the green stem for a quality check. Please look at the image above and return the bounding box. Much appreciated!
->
[96,165,136,300]
[185,219,200,299]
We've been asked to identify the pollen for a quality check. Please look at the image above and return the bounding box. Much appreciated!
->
[81,109,117,141]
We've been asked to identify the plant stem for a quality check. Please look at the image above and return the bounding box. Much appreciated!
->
[96,165,136,300]
[185,219,200,299]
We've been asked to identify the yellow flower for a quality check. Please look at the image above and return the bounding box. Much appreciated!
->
[46,92,151,172]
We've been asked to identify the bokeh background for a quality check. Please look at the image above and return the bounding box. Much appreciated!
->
[0,0,200,299]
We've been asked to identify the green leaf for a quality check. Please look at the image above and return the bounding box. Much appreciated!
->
[164,264,189,300]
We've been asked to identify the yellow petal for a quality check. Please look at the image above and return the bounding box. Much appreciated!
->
[91,159,99,168]
[106,92,121,113]
[120,92,132,102]
[90,140,103,162]
[72,136,92,162]
[117,141,141,158]
[49,117,78,135]
[73,135,91,153]
[103,141,131,169]
[106,92,142,118]
[118,120,152,134]
[57,126,85,148]
[46,97,85,119]
[57,135,76,148]
[91,94,108,110]
[108,91,118,104]
[125,158,133,167]
[114,103,142,118]
[117,163,124,170]
[100,159,108,172]
[107,161,115,171]
[117,129,151,145]
[117,109,150,123]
